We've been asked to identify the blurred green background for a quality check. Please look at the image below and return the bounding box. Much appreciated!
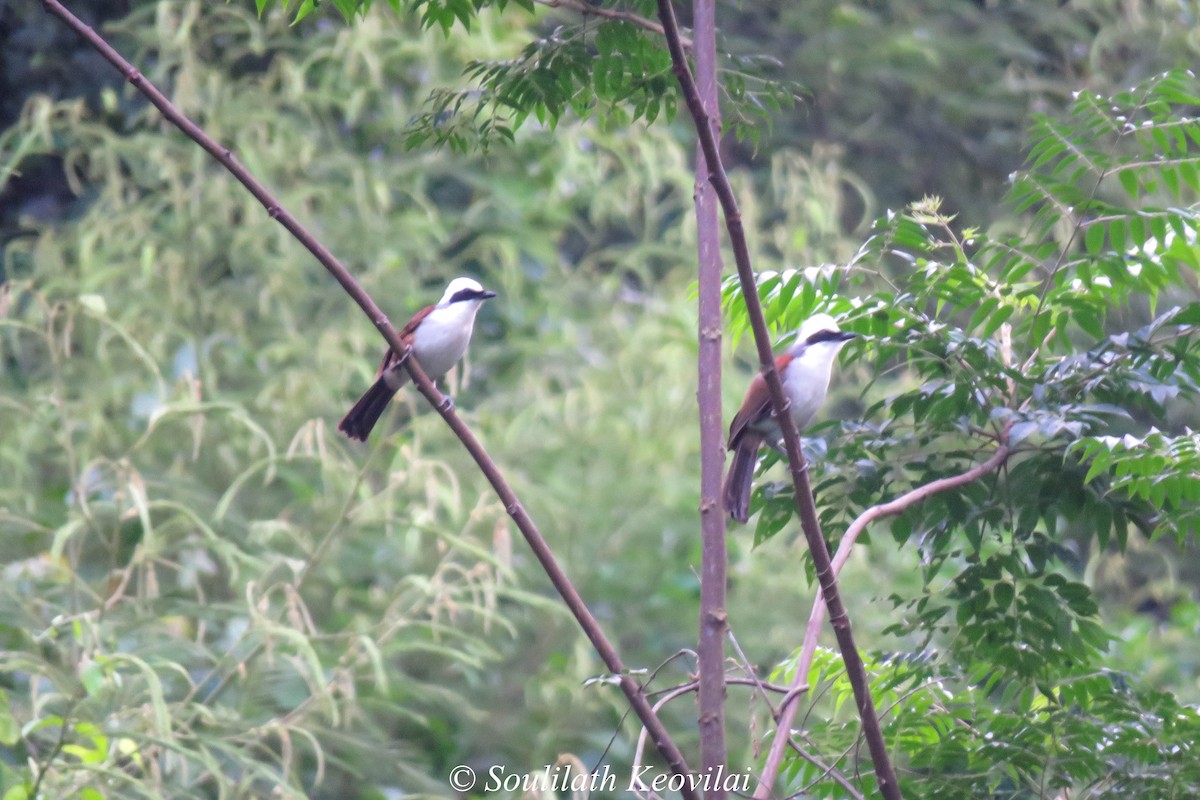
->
[2,0,1200,797]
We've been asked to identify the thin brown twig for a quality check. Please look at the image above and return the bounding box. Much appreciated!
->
[786,738,865,800]
[533,0,692,47]
[725,629,778,716]
[783,728,862,800]
[41,1,697,793]
[646,677,802,700]
[653,1,902,797]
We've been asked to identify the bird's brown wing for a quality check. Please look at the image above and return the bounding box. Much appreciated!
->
[374,304,434,377]
[726,353,793,448]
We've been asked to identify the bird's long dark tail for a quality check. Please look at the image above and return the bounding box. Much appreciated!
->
[338,372,404,441]
[723,432,763,524]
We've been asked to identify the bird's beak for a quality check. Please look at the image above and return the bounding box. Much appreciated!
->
[481,290,497,300]
[837,331,858,341]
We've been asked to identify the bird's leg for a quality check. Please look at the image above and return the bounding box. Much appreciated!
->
[767,438,811,475]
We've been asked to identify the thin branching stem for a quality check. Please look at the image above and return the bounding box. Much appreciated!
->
[788,739,865,800]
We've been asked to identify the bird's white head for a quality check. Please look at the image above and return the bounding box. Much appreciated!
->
[788,313,857,362]
[796,312,841,342]
[438,276,497,308]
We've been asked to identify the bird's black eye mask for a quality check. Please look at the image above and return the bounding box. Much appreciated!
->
[449,288,497,304]
[805,328,857,345]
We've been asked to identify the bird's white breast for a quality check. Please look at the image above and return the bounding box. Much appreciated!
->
[411,301,483,378]
[782,342,843,430]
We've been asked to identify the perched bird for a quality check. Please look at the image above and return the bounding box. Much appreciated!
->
[338,277,496,441]
[723,313,856,523]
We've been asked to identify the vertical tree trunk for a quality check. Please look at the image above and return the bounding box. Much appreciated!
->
[693,0,729,796]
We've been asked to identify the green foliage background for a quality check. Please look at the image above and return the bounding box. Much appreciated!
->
[2,0,1200,798]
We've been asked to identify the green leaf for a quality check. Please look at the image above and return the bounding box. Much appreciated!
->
[1117,168,1140,199]
[1029,309,1052,350]
[80,661,105,696]
[0,691,16,747]
[1108,216,1127,254]
[993,581,1015,611]
[291,0,316,24]
[1084,221,1105,254]
[980,304,1015,339]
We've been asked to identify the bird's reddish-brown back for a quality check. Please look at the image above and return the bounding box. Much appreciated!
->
[726,352,794,448]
